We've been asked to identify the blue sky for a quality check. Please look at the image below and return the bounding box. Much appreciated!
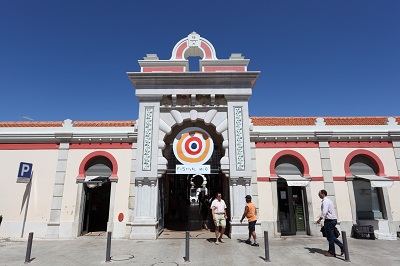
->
[1,0,399,121]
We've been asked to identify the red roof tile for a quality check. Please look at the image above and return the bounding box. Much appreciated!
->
[0,121,63,127]
[324,117,387,125]
[251,117,316,126]
[251,117,397,126]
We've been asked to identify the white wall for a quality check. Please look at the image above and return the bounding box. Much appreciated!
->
[0,150,58,237]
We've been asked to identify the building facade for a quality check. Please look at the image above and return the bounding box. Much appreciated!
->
[1,33,399,240]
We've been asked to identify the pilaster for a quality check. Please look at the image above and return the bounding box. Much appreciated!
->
[45,142,69,239]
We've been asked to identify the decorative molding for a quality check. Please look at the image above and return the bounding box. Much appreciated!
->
[69,143,132,149]
[329,141,392,148]
[142,107,154,171]
[255,142,319,148]
[234,107,245,171]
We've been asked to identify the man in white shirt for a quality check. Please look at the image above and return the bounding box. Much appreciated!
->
[316,189,344,257]
[211,192,227,245]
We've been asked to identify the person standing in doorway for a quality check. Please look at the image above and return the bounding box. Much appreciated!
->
[240,195,259,246]
[199,194,209,230]
[316,189,344,257]
[211,192,227,245]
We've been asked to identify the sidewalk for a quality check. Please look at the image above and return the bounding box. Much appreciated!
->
[1,235,399,265]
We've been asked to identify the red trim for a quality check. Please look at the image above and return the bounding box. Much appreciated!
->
[175,42,187,60]
[77,151,118,180]
[142,66,185,72]
[311,176,324,181]
[329,141,392,148]
[388,176,400,181]
[0,143,59,150]
[203,66,245,72]
[256,142,319,148]
[70,143,132,149]
[344,149,385,176]
[257,177,270,182]
[200,42,212,59]
[269,150,310,178]
[333,176,347,181]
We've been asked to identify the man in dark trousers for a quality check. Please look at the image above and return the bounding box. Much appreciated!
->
[240,195,258,246]
[316,189,344,257]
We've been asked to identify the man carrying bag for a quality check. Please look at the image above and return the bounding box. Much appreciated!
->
[316,190,344,257]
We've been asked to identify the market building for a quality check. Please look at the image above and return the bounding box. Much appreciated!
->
[1,33,399,240]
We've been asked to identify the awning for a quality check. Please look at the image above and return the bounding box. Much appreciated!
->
[354,175,394,188]
[84,176,101,182]
[278,175,310,187]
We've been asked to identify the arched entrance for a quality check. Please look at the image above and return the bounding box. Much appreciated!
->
[350,154,387,220]
[81,156,112,235]
[159,121,229,238]
[274,154,310,236]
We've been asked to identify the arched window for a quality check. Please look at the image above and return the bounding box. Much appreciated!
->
[85,156,113,177]
[350,155,386,220]
[350,155,377,175]
[275,155,304,175]
[77,151,119,181]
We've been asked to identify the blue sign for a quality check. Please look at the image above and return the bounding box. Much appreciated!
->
[18,162,33,178]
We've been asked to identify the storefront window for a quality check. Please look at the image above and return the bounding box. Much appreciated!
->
[353,179,385,219]
[350,155,386,220]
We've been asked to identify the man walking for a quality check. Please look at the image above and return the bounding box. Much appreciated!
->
[240,195,258,246]
[316,189,344,257]
[211,192,227,245]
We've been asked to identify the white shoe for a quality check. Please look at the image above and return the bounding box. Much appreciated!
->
[215,241,220,245]
[219,238,225,243]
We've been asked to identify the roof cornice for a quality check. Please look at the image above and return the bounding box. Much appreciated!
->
[127,71,260,89]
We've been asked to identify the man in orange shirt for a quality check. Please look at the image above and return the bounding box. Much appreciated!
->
[240,195,258,246]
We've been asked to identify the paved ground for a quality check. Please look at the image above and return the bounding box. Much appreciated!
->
[1,235,399,265]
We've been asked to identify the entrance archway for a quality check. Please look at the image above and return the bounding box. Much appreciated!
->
[274,154,310,236]
[159,120,229,238]
[81,155,112,235]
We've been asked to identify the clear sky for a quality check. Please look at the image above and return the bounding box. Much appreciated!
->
[1,0,399,121]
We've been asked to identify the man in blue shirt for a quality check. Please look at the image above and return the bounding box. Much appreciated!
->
[316,189,344,257]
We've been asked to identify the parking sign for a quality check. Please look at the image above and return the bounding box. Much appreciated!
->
[17,162,33,183]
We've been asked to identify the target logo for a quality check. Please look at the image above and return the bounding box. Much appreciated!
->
[173,127,214,165]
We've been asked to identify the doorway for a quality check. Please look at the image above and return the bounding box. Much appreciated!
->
[277,182,308,235]
[158,171,229,239]
[159,122,228,238]
[81,180,111,235]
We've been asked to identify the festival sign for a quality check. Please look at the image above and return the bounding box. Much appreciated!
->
[173,127,213,174]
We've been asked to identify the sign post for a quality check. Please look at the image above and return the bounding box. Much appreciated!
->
[17,162,33,238]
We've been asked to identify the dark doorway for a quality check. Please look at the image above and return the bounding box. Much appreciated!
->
[277,182,308,235]
[159,122,229,238]
[162,172,227,232]
[82,180,111,234]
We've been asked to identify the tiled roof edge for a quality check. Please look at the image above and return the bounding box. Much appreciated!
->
[0,121,63,127]
[0,120,136,128]
[72,120,136,127]
[250,116,399,126]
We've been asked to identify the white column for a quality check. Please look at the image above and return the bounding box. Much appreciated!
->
[136,180,143,217]
[107,181,117,232]
[129,178,158,239]
[270,179,280,236]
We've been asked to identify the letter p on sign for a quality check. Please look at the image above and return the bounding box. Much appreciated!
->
[17,162,33,183]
